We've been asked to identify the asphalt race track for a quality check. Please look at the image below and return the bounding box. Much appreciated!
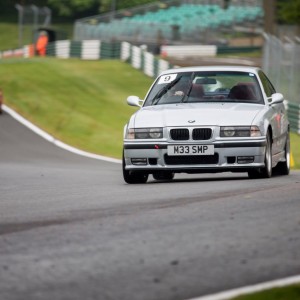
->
[1,111,300,300]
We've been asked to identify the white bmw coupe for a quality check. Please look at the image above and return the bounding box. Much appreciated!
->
[123,66,290,183]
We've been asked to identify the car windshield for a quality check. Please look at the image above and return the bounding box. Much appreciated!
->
[143,71,264,106]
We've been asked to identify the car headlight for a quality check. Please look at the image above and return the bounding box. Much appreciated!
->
[220,126,261,137]
[126,128,163,139]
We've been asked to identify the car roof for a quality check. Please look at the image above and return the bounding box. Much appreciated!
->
[160,65,261,76]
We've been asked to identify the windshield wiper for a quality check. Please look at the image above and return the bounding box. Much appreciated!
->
[151,76,182,105]
[180,80,194,103]
[180,72,195,103]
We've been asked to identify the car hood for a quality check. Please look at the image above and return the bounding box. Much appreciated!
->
[132,103,264,127]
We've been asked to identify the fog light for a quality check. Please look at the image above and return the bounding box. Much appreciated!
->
[131,158,147,165]
[227,156,236,164]
[148,158,158,165]
[237,156,254,164]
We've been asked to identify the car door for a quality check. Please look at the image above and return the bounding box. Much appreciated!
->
[258,71,287,155]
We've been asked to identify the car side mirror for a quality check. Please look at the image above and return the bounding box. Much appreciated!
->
[127,96,142,107]
[269,93,284,105]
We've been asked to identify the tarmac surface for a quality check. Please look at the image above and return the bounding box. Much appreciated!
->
[1,111,299,300]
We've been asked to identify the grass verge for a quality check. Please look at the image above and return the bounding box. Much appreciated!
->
[232,284,300,300]
[291,132,300,169]
[0,57,152,158]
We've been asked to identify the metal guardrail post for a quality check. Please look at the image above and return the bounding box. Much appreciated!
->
[15,4,24,48]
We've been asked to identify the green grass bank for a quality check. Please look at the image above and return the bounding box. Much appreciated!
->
[0,57,299,166]
[232,284,300,300]
[0,58,152,158]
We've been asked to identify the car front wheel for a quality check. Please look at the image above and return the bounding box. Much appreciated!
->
[122,153,148,184]
[276,132,290,175]
[248,132,272,179]
[260,132,272,178]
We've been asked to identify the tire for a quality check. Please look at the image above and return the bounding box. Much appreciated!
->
[122,153,148,184]
[248,132,272,179]
[153,171,175,181]
[260,132,272,178]
[276,132,290,176]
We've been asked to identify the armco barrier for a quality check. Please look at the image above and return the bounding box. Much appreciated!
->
[217,46,262,55]
[160,45,217,58]
[46,40,120,59]
[0,40,119,61]
[0,45,34,59]
[121,41,173,78]
[285,101,300,134]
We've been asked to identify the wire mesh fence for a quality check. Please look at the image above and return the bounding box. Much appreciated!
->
[262,34,300,104]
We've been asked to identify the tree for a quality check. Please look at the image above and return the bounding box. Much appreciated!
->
[47,0,100,17]
[264,0,277,34]
[277,0,300,25]
[46,0,156,17]
[116,0,155,10]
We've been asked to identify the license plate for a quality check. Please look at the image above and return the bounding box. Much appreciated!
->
[167,145,214,156]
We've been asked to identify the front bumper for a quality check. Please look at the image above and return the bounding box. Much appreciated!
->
[123,139,266,174]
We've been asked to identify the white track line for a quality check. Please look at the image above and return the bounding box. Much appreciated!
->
[187,274,300,300]
[3,104,121,164]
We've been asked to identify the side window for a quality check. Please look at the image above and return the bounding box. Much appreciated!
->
[258,71,276,97]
